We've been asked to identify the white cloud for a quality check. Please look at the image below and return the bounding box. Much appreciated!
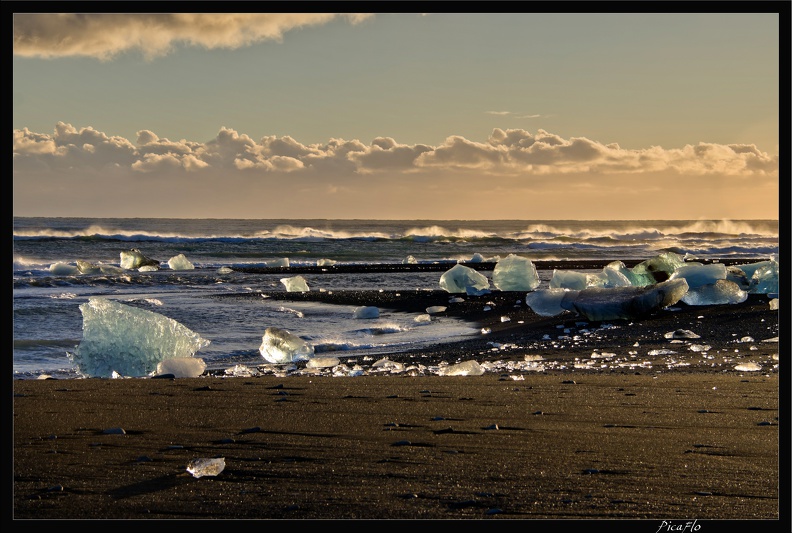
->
[12,124,779,181]
[13,13,374,60]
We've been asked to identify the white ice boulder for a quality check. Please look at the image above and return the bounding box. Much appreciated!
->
[76,260,102,275]
[69,297,210,378]
[259,327,315,364]
[281,275,310,292]
[439,264,490,294]
[119,249,160,270]
[561,279,689,321]
[631,252,686,283]
[437,360,485,376]
[49,262,80,276]
[668,263,726,289]
[156,357,207,378]
[492,254,540,291]
[525,288,578,317]
[353,306,380,319]
[549,269,604,290]
[167,253,195,271]
[681,279,748,305]
[268,257,290,268]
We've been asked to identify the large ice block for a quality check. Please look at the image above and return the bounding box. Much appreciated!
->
[439,264,490,294]
[68,297,210,378]
[492,254,540,291]
[259,327,315,364]
[561,278,689,321]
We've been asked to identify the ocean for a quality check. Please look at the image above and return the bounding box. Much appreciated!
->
[12,218,779,379]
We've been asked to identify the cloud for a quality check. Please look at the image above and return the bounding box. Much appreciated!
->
[13,13,374,60]
[13,124,779,180]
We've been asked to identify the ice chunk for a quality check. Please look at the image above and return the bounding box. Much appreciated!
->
[414,313,432,323]
[353,306,380,319]
[76,260,101,275]
[259,327,314,364]
[549,270,604,290]
[119,249,160,270]
[403,255,418,264]
[734,362,762,372]
[525,288,578,317]
[426,305,447,314]
[561,279,689,321]
[631,252,686,283]
[217,266,234,274]
[69,297,210,378]
[469,253,486,263]
[156,357,207,378]
[167,253,195,271]
[664,329,700,339]
[317,258,337,266]
[603,261,646,287]
[187,457,225,478]
[281,275,310,292]
[438,360,485,376]
[99,263,125,275]
[748,260,778,294]
[681,279,747,306]
[306,356,341,369]
[268,257,290,268]
[769,298,779,310]
[49,262,80,276]
[492,254,540,291]
[668,263,726,289]
[439,264,490,294]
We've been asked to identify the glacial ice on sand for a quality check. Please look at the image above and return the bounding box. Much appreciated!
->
[281,275,310,292]
[492,254,540,291]
[68,297,210,378]
[156,357,207,378]
[259,327,315,364]
[668,263,726,288]
[560,278,689,321]
[268,257,290,268]
[525,288,578,317]
[353,306,380,319]
[167,253,195,271]
[680,279,748,305]
[439,264,490,294]
[119,249,160,270]
[631,252,686,283]
[187,457,225,478]
[549,269,599,290]
[438,360,485,376]
[50,262,80,276]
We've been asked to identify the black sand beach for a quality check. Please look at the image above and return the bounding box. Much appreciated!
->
[12,263,782,522]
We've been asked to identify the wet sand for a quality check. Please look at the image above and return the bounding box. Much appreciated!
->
[12,279,782,522]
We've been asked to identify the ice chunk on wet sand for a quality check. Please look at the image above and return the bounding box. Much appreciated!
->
[353,306,380,319]
[156,357,207,378]
[438,360,485,376]
[167,253,195,271]
[526,288,578,317]
[681,279,747,305]
[439,264,490,294]
[69,297,210,378]
[492,254,540,291]
[259,327,315,364]
[561,279,689,321]
[281,275,310,292]
[120,249,160,270]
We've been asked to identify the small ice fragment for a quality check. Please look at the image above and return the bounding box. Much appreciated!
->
[259,327,315,363]
[120,249,159,270]
[186,457,225,478]
[268,257,290,268]
[306,356,341,369]
[734,362,762,372]
[49,262,81,275]
[414,313,432,323]
[353,306,380,319]
[317,258,337,266]
[156,357,206,378]
[167,253,194,271]
[217,266,234,274]
[403,255,418,264]
[280,275,309,292]
[438,360,485,376]
[648,349,677,356]
[426,306,447,314]
[500,316,511,322]
[664,329,700,339]
[769,298,779,310]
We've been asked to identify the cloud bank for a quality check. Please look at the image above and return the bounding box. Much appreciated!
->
[13,13,373,60]
[13,123,779,179]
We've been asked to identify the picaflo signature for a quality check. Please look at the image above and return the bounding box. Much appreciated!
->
[656,520,701,533]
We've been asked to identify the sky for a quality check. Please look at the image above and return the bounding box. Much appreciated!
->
[12,10,783,220]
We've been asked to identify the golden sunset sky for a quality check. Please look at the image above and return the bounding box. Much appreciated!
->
[12,10,783,220]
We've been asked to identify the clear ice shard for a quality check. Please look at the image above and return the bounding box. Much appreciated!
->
[69,297,210,378]
[281,275,310,292]
[437,360,485,376]
[167,253,195,270]
[680,279,748,305]
[156,357,207,377]
[119,248,160,270]
[259,327,315,364]
[525,288,578,317]
[439,264,490,294]
[353,306,380,319]
[668,263,726,288]
[492,254,540,291]
[561,278,689,321]
[186,457,226,478]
